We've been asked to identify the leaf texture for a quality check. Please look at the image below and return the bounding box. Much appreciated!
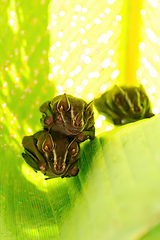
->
[1,116,160,239]
[1,0,160,239]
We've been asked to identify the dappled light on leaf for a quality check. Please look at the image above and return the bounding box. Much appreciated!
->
[1,0,160,239]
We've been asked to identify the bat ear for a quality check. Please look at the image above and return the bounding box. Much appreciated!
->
[112,85,125,95]
[68,140,79,156]
[139,84,146,93]
[139,84,146,100]
[57,93,70,112]
[112,85,125,104]
[86,99,94,111]
[42,134,54,152]
[85,99,94,116]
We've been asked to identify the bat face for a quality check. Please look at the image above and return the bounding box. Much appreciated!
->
[22,130,80,179]
[54,94,86,135]
[40,93,95,140]
[42,131,80,176]
[94,84,154,125]
[112,85,149,119]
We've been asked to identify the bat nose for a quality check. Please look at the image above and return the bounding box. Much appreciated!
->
[54,157,65,173]
[73,111,84,128]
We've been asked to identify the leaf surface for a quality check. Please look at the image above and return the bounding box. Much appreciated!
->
[1,116,160,239]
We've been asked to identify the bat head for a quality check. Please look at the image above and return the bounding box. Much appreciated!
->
[112,85,149,120]
[49,93,94,136]
[41,131,80,176]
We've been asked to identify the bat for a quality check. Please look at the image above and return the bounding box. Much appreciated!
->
[22,130,80,179]
[39,93,95,142]
[94,84,154,125]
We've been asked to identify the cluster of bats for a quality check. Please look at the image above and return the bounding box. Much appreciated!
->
[22,93,95,179]
[22,84,154,180]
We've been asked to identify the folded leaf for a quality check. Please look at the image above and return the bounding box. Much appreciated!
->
[1,115,160,239]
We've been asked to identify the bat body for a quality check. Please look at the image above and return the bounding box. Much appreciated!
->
[94,85,154,125]
[22,130,80,179]
[39,93,95,142]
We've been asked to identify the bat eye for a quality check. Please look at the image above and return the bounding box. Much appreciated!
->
[65,114,71,121]
[115,94,124,104]
[49,156,53,161]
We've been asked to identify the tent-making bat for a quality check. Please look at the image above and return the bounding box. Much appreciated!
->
[22,130,80,179]
[39,93,95,142]
[94,85,154,125]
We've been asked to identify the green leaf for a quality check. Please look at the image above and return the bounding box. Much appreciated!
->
[141,224,160,240]
[1,1,160,239]
[1,115,160,239]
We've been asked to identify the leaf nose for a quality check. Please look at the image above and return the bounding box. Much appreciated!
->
[73,111,84,128]
[54,157,65,173]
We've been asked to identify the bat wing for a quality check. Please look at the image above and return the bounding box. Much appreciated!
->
[22,151,40,171]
